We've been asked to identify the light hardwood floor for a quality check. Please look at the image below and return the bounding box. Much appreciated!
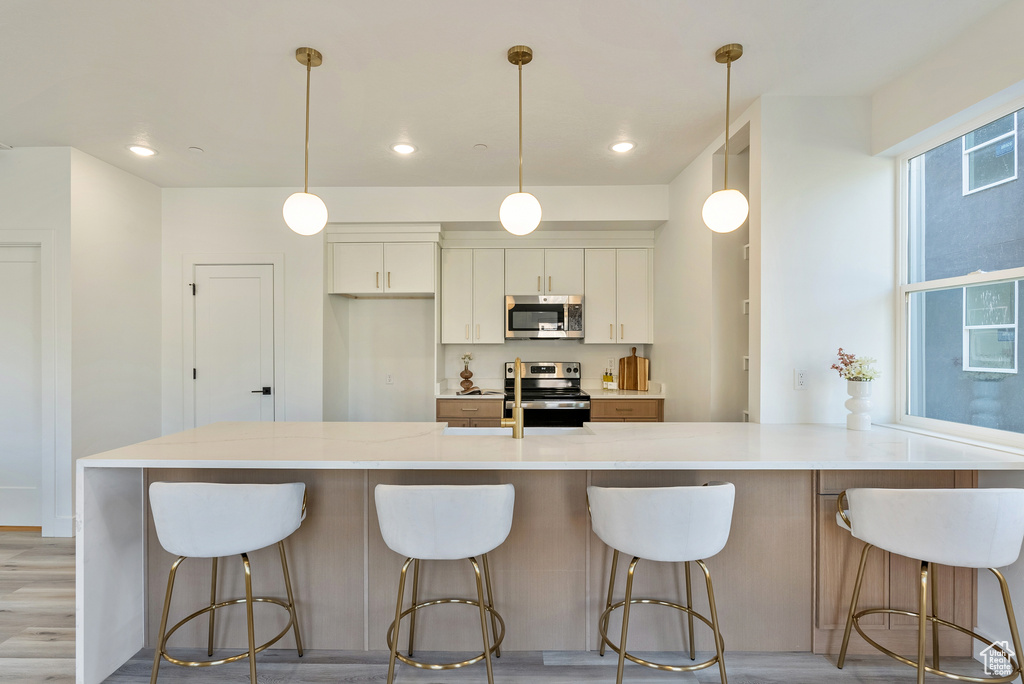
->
[0,530,996,683]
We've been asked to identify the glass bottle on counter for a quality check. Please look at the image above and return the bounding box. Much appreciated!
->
[603,367,613,390]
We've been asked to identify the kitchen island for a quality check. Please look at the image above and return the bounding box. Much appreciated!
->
[77,421,1024,683]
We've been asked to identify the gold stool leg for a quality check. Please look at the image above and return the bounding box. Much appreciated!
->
[838,543,873,669]
[278,541,304,656]
[600,549,619,656]
[241,553,257,684]
[697,559,727,684]
[207,557,218,657]
[917,561,928,684]
[470,557,496,684]
[685,561,695,660]
[387,558,414,684]
[931,562,940,670]
[615,557,641,684]
[482,553,501,658]
[150,556,185,684]
[407,558,420,657]
[992,567,1024,680]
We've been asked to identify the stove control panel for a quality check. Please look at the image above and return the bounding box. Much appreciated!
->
[505,361,580,378]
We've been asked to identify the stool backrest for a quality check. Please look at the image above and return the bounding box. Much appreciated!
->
[149,482,305,558]
[375,484,515,560]
[587,483,735,563]
[847,488,1024,568]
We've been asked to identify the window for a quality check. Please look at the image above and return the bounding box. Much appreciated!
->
[962,111,1016,194]
[902,105,1024,440]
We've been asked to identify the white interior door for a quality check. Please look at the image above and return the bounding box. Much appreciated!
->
[194,264,275,426]
[0,246,42,525]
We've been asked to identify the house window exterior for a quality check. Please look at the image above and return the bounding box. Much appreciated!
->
[902,104,1024,440]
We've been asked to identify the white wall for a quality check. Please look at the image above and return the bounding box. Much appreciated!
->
[758,96,896,423]
[873,0,1024,156]
[70,150,162,464]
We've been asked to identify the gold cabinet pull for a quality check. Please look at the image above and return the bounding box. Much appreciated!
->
[376,271,380,289]
[537,275,541,292]
[615,407,633,412]
[548,275,552,292]
[609,323,613,339]
[387,271,391,288]
[476,324,480,339]
[461,407,479,412]
[621,323,624,339]
[465,324,470,340]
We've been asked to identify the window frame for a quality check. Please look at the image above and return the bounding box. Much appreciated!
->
[898,97,1024,448]
[961,111,1017,195]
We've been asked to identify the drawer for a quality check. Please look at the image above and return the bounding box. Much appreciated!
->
[436,399,503,420]
[590,399,662,421]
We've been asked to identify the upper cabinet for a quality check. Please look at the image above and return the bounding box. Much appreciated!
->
[584,248,652,344]
[440,248,505,344]
[329,242,434,295]
[505,248,584,295]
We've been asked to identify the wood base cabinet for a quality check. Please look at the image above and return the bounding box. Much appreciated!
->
[590,398,663,422]
[436,399,503,427]
[814,470,976,657]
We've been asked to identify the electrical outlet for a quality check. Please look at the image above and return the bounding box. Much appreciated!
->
[794,369,808,390]
[385,373,394,385]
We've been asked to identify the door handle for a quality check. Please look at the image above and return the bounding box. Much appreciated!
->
[609,323,613,340]
[251,387,271,395]
[621,324,624,339]
[537,275,541,292]
[465,324,470,340]
[548,275,552,292]
[376,272,380,289]
[388,272,391,289]
[476,324,480,339]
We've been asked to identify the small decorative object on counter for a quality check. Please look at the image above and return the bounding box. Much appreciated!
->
[460,352,477,392]
[831,348,879,430]
[603,367,613,390]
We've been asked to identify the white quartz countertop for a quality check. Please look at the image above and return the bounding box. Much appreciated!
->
[79,421,1024,471]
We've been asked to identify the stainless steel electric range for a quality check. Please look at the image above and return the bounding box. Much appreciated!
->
[504,361,590,427]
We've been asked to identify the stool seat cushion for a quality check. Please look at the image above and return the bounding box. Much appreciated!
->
[375,484,514,560]
[150,482,305,558]
[587,483,735,563]
[846,488,1024,568]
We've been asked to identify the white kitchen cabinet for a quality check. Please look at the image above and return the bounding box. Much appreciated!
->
[329,242,434,295]
[441,248,504,344]
[505,248,584,295]
[584,248,651,344]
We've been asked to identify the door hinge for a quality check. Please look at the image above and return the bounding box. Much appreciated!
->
[193,368,196,380]
[190,283,196,295]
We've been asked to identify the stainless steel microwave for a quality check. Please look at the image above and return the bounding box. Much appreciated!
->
[505,295,583,340]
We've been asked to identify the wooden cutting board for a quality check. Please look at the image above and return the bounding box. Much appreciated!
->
[618,347,649,391]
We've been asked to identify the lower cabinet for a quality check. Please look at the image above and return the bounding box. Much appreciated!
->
[814,470,976,656]
[590,398,664,422]
[436,399,503,428]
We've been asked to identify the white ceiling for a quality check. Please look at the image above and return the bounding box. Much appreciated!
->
[0,0,1010,189]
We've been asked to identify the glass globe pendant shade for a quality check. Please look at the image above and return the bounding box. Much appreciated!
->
[283,192,329,236]
[499,192,542,236]
[701,188,749,234]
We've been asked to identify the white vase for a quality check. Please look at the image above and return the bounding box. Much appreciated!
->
[845,380,872,431]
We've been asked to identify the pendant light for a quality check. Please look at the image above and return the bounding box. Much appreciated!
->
[283,47,329,236]
[500,45,542,236]
[702,43,749,234]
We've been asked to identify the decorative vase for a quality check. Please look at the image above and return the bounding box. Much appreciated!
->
[460,364,474,392]
[845,380,872,431]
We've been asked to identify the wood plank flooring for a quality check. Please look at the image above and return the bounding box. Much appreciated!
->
[0,530,997,683]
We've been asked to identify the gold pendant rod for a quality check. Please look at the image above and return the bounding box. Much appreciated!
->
[304,55,311,194]
[724,59,730,191]
[518,62,523,193]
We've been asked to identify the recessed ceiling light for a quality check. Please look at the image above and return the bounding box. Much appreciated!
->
[391,143,416,155]
[611,141,635,153]
[129,145,157,157]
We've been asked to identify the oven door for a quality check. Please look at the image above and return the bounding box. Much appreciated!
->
[504,400,591,427]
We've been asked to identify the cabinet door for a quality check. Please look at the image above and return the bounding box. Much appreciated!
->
[473,249,506,344]
[440,249,473,344]
[384,243,434,294]
[544,249,584,294]
[584,249,617,344]
[331,243,384,294]
[616,249,650,343]
[505,249,544,295]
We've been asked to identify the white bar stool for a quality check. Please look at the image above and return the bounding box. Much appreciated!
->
[836,487,1024,684]
[375,483,514,684]
[148,482,306,684]
[588,482,735,684]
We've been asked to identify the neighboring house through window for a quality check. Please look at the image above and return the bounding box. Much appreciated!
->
[963,111,1017,195]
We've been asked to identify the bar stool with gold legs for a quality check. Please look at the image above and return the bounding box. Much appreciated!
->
[836,488,1024,684]
[588,482,736,684]
[375,484,514,684]
[148,482,306,684]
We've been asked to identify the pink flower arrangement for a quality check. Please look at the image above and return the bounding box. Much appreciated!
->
[831,348,879,381]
